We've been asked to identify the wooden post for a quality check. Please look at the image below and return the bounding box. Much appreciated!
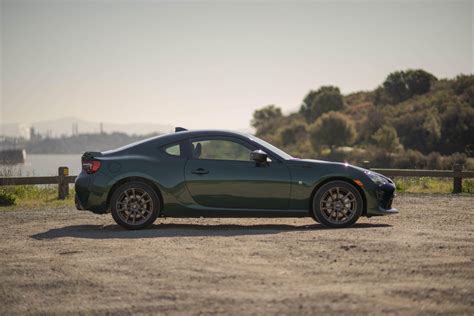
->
[453,164,463,194]
[58,167,69,200]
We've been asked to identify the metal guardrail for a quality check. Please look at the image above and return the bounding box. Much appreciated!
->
[371,169,474,178]
[0,166,473,200]
[370,165,473,193]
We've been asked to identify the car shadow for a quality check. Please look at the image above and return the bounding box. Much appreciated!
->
[31,222,392,240]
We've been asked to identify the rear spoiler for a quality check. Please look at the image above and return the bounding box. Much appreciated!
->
[81,151,103,161]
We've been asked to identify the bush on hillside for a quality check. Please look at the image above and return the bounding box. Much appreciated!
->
[309,112,356,150]
[300,86,344,123]
[251,105,283,135]
[251,71,473,168]
[280,123,307,146]
[378,69,437,104]
[371,125,402,155]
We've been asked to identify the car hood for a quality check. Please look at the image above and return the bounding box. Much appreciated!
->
[289,158,365,171]
[288,158,383,179]
[290,158,393,182]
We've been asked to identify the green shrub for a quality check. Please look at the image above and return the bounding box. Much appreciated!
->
[309,111,356,150]
[0,190,16,206]
[280,123,307,146]
[463,179,474,193]
[394,177,452,193]
[300,86,345,123]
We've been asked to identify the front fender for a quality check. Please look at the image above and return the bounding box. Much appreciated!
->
[286,160,371,211]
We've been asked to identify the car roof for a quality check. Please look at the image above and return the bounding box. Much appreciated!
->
[153,129,253,144]
[103,129,256,156]
[114,129,251,150]
[176,129,251,139]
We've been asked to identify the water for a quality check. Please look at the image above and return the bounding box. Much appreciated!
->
[1,154,82,176]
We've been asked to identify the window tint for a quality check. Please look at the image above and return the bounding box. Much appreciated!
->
[164,144,181,156]
[192,139,252,161]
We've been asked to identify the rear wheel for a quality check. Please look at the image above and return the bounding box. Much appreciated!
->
[110,181,159,230]
[312,181,362,228]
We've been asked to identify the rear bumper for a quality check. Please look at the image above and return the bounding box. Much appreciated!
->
[75,171,110,214]
[75,194,84,210]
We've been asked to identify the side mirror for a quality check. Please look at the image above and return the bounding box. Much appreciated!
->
[250,149,268,164]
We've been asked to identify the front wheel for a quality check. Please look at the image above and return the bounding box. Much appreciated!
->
[110,181,159,230]
[312,181,363,228]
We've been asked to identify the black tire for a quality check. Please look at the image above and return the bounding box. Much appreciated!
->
[312,181,363,228]
[309,210,320,223]
[110,181,159,230]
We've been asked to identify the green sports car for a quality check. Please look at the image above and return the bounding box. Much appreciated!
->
[75,128,397,230]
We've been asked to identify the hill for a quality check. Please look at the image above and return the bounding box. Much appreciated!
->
[251,70,474,170]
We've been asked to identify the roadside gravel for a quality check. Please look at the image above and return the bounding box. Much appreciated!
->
[0,193,473,315]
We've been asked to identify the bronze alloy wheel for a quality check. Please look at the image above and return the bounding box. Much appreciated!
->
[116,188,154,226]
[111,181,159,230]
[319,186,357,225]
[312,181,363,228]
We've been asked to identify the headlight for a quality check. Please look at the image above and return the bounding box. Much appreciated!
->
[365,171,388,185]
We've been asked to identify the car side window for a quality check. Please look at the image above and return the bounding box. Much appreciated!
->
[163,143,181,157]
[191,139,253,161]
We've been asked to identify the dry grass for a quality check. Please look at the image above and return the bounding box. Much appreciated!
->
[394,177,474,193]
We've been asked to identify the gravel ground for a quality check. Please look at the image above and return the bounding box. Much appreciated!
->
[0,193,473,315]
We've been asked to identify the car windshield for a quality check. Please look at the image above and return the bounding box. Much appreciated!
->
[249,136,293,160]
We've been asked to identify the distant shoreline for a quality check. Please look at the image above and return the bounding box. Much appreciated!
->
[1,132,158,155]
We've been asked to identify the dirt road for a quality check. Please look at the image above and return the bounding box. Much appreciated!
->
[0,193,473,315]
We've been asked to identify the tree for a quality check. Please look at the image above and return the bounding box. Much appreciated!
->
[360,107,385,142]
[406,69,437,96]
[309,112,356,150]
[280,123,307,146]
[381,69,437,104]
[452,74,474,107]
[371,125,402,154]
[383,71,410,104]
[300,86,344,123]
[438,103,474,154]
[422,109,441,149]
[301,90,318,113]
[452,74,474,95]
[251,105,282,134]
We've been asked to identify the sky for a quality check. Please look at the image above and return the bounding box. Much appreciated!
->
[1,0,473,132]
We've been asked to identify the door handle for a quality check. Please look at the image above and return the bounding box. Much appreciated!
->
[191,168,209,175]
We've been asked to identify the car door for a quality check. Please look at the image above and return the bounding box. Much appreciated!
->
[184,136,291,211]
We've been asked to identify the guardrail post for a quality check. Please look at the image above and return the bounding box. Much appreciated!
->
[453,164,463,194]
[58,167,69,200]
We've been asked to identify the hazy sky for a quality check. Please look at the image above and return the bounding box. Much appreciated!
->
[1,0,473,130]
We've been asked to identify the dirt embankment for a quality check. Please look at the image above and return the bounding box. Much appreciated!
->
[0,193,473,315]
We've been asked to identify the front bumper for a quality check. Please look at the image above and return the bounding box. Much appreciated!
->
[366,182,398,216]
[375,206,398,215]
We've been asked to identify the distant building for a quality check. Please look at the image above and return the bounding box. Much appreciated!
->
[29,127,42,141]
[72,123,79,136]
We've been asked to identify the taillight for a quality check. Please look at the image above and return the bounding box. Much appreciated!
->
[82,160,101,174]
